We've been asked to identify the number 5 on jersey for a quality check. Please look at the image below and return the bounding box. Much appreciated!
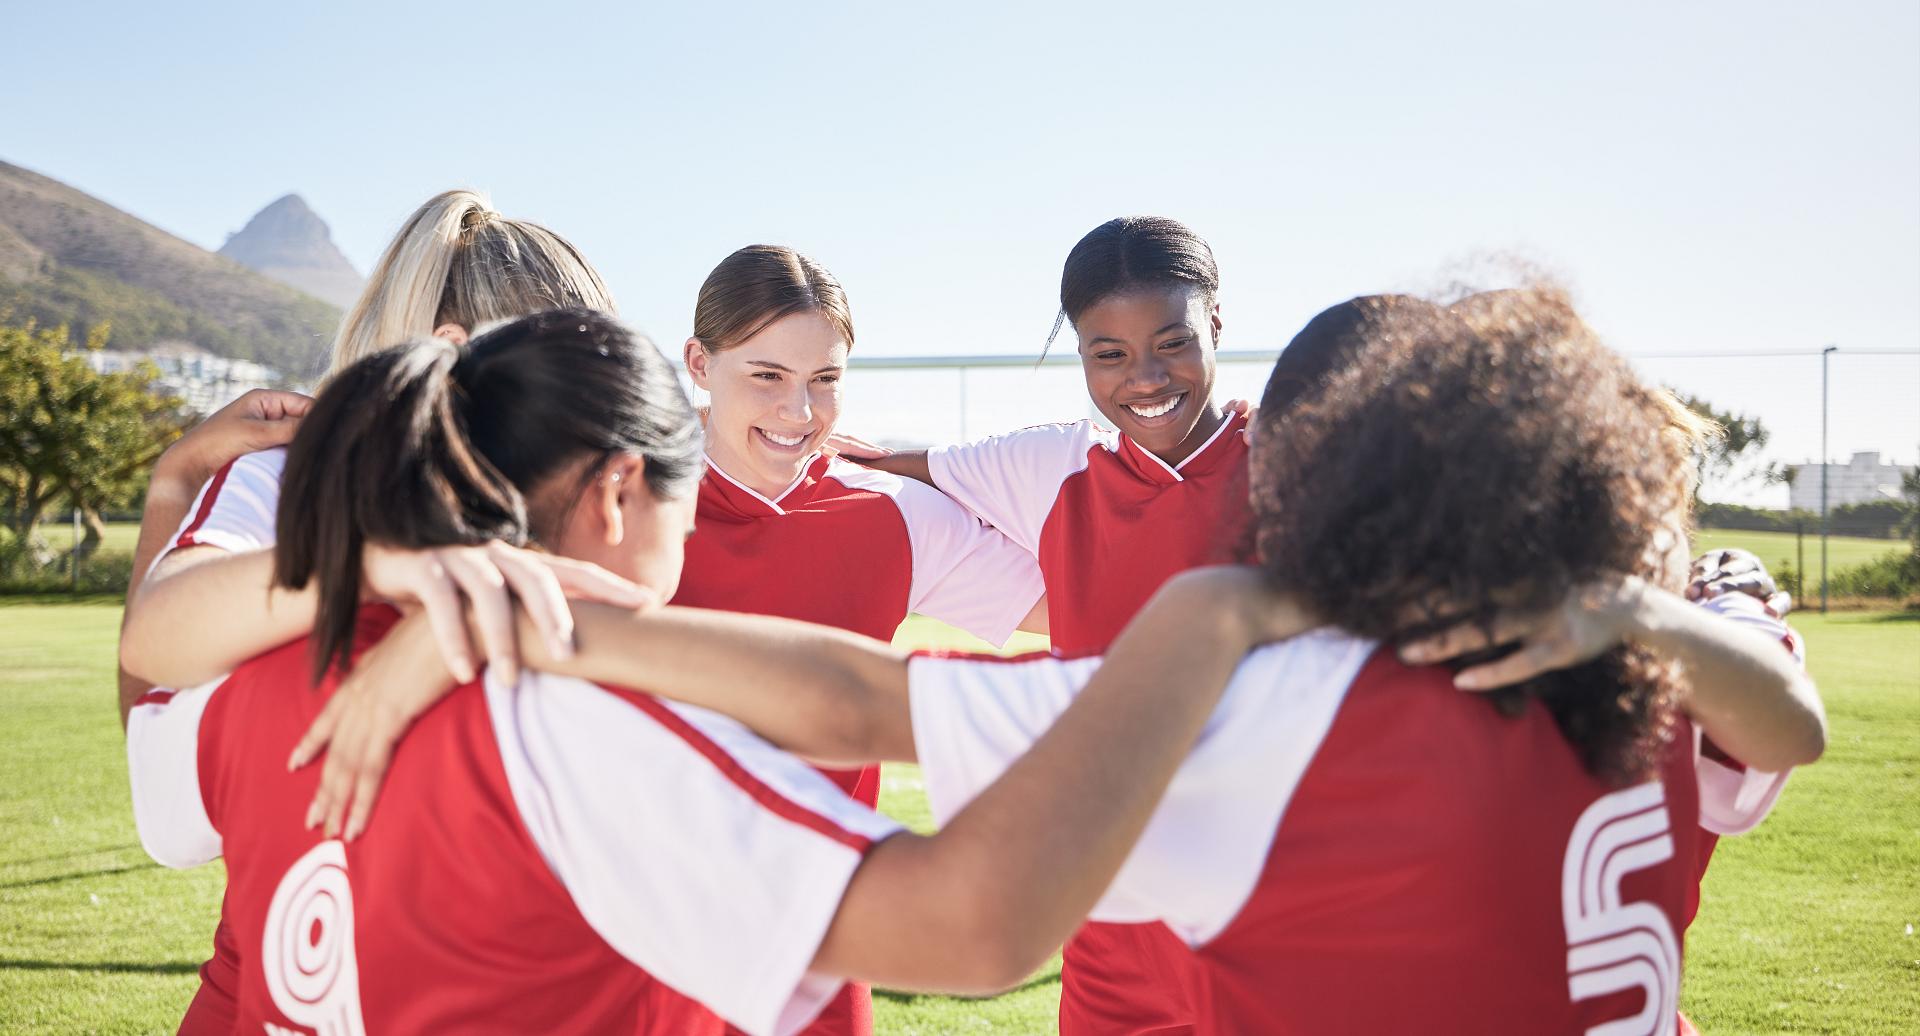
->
[1563,781,1681,1036]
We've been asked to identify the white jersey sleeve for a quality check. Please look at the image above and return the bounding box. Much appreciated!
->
[1691,592,1805,836]
[486,671,903,1036]
[909,630,1376,947]
[827,459,1044,646]
[156,447,287,573]
[126,682,225,869]
[925,422,1108,554]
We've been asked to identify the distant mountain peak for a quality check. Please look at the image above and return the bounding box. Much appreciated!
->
[219,194,364,309]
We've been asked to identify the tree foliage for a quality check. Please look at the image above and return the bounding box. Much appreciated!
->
[1675,392,1770,495]
[0,315,185,562]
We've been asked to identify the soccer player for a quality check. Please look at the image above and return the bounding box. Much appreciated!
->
[305,288,1824,1033]
[837,216,1250,1034]
[117,188,633,1036]
[666,244,1045,1035]
[126,310,1307,1035]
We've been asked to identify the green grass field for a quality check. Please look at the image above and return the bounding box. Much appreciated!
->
[1693,528,1907,576]
[1,603,1913,1033]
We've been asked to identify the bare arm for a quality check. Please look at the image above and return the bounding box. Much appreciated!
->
[817,568,1304,993]
[1016,594,1049,636]
[117,453,210,726]
[1401,576,1825,773]
[857,450,933,486]
[121,548,320,693]
[118,389,315,726]
[1617,582,1824,771]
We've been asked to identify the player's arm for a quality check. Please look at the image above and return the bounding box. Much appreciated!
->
[818,567,1306,993]
[119,391,313,727]
[292,602,924,838]
[1399,575,1825,773]
[826,430,933,486]
[122,543,642,725]
[855,451,933,486]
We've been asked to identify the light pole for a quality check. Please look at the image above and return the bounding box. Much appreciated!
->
[1820,344,1837,613]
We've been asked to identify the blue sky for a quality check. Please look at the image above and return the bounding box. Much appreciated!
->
[5,1,1916,502]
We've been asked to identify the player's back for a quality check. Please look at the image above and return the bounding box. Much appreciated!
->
[199,609,663,1034]
[1197,650,1701,1034]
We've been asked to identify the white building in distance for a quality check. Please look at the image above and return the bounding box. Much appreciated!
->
[1787,451,1915,510]
[81,344,283,416]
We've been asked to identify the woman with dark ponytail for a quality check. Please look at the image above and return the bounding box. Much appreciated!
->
[126,309,1315,1035]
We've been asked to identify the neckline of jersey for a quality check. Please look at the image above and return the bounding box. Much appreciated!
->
[702,452,830,517]
[1115,409,1247,484]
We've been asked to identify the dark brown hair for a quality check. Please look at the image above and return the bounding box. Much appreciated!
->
[691,245,854,354]
[275,308,703,682]
[1044,216,1220,356]
[1252,287,1690,784]
[1259,295,1435,416]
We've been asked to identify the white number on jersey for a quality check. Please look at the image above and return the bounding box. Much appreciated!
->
[1561,781,1680,1036]
[262,841,366,1036]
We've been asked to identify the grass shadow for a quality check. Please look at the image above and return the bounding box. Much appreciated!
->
[0,862,156,890]
[0,958,199,975]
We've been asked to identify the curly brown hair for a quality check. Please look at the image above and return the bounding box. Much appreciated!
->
[1252,286,1690,784]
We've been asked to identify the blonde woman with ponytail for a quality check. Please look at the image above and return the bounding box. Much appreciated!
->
[118,190,637,1036]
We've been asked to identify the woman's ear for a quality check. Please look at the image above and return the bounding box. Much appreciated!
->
[684,338,711,389]
[433,322,471,346]
[596,454,651,547]
[1209,301,1223,348]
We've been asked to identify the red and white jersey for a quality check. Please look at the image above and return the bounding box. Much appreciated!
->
[128,608,899,1036]
[926,411,1250,656]
[161,447,287,566]
[927,411,1249,1032]
[676,453,1042,648]
[909,635,1778,1034]
[669,454,1035,1036]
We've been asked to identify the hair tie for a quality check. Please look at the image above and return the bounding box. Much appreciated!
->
[462,208,500,231]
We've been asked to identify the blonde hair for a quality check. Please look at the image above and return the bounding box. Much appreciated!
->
[328,190,616,377]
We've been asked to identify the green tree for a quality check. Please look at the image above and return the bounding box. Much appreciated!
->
[1675,392,1770,499]
[0,316,185,566]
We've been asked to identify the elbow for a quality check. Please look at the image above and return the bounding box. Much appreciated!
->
[936,881,1058,995]
[1778,673,1828,769]
[1789,679,1828,767]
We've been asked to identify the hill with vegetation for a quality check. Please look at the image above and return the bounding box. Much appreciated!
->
[0,159,340,378]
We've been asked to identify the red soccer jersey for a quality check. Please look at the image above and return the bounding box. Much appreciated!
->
[673,453,1042,806]
[127,608,899,1036]
[927,410,1250,1033]
[910,634,1781,1035]
[615,452,1043,1036]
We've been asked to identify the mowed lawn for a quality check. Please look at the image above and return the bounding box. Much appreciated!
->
[1,602,1913,1034]
[1693,528,1907,575]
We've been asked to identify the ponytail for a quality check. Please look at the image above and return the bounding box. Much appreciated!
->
[276,341,530,682]
[328,190,617,379]
[278,308,702,683]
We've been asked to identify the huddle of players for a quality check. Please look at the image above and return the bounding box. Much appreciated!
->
[117,193,1823,1036]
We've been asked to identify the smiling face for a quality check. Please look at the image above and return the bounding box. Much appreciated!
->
[686,309,848,499]
[1075,284,1224,465]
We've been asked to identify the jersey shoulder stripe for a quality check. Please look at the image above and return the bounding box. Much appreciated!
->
[174,459,238,548]
[617,686,884,853]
